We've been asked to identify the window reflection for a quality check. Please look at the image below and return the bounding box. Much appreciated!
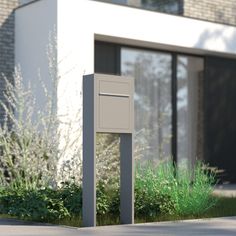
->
[95,42,205,167]
[121,48,172,163]
[177,56,204,168]
[95,0,181,14]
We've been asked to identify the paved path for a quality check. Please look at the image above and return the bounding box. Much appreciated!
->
[0,217,235,236]
[214,185,236,197]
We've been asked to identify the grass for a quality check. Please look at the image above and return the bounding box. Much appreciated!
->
[204,197,236,218]
[69,196,236,226]
[55,197,231,226]
[135,196,236,224]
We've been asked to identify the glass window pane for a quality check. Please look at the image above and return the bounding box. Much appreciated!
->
[121,48,172,163]
[177,56,204,168]
[94,0,181,14]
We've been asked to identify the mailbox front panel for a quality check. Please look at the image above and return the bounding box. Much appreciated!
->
[95,74,134,133]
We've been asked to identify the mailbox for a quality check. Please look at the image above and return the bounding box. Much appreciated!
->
[96,74,134,133]
[83,74,134,227]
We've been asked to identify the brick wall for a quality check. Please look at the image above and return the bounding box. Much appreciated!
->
[0,0,19,124]
[184,0,236,25]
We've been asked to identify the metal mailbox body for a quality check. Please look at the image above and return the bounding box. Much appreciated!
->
[83,74,134,227]
[96,74,134,133]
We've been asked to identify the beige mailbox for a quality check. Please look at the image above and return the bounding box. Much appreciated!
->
[83,74,134,227]
[96,74,134,133]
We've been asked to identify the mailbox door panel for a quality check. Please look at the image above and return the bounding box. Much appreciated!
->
[99,95,130,132]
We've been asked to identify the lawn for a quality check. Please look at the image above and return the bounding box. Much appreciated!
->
[135,197,236,223]
[51,196,236,226]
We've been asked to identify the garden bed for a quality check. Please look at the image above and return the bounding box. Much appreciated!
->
[1,162,235,227]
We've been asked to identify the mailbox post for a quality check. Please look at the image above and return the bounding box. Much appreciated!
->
[83,74,134,227]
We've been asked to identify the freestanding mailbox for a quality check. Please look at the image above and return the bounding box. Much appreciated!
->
[83,74,134,227]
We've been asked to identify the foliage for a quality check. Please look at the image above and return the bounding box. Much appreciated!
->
[0,181,116,221]
[135,161,217,217]
[0,187,70,221]
[0,33,83,188]
[204,197,236,218]
[96,181,111,216]
[0,161,217,223]
[58,182,82,216]
[173,162,217,216]
[135,162,176,217]
[0,71,58,189]
[0,182,83,221]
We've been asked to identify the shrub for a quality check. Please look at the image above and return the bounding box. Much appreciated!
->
[0,35,83,189]
[135,161,217,217]
[135,162,176,217]
[96,181,111,216]
[0,161,216,222]
[59,182,82,216]
[0,187,70,221]
[173,162,217,216]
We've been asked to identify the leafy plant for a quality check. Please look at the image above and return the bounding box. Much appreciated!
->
[59,182,82,216]
[0,33,83,188]
[96,181,111,216]
[0,187,70,221]
[135,161,217,217]
[173,162,217,216]
[135,162,176,217]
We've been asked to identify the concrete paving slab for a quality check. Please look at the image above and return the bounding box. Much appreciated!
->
[214,185,236,197]
[0,217,235,236]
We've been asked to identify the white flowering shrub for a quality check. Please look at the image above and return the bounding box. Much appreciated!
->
[0,33,83,188]
[0,70,59,188]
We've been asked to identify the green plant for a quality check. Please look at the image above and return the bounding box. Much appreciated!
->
[0,187,70,221]
[59,182,82,216]
[96,181,111,216]
[135,161,217,217]
[0,33,83,188]
[135,162,176,217]
[173,162,217,216]
[0,161,217,224]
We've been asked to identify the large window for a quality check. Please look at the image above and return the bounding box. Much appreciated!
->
[95,42,204,166]
[121,48,172,162]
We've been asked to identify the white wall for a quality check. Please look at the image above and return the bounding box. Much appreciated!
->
[15,0,57,118]
[57,0,236,123]
[57,0,236,154]
[16,0,236,166]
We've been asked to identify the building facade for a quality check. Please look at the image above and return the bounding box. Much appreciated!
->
[1,0,236,183]
[0,0,19,124]
[100,0,236,25]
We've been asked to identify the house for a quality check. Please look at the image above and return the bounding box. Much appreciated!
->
[1,0,236,183]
